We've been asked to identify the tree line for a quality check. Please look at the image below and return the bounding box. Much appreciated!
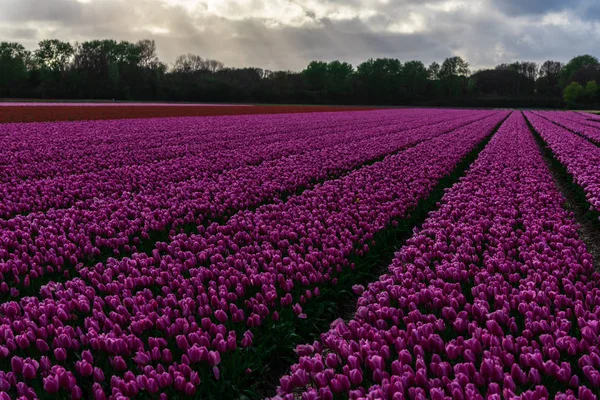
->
[1,38,599,108]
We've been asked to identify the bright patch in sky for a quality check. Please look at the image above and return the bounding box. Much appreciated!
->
[161,0,313,27]
[161,0,198,12]
[388,13,426,34]
[541,12,571,27]
[145,26,170,35]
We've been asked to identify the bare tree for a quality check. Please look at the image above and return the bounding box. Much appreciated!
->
[207,59,224,73]
[136,39,161,68]
[173,54,224,73]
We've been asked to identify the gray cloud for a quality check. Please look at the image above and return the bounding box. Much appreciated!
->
[0,0,84,22]
[1,0,599,71]
[490,0,568,15]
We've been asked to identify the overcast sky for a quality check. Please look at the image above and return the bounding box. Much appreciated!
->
[1,0,599,71]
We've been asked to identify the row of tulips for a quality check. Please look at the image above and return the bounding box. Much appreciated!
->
[578,111,600,121]
[525,111,600,216]
[0,111,501,299]
[532,111,600,145]
[275,111,600,399]
[0,111,510,399]
[1,109,472,216]
[555,110,600,126]
[560,110,600,131]
[0,108,481,186]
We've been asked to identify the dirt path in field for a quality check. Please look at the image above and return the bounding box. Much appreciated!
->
[0,104,377,123]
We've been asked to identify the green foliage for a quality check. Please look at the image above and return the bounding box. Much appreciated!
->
[355,58,404,103]
[302,60,353,101]
[563,81,584,108]
[440,56,469,78]
[428,61,440,80]
[136,39,162,69]
[35,39,74,71]
[302,61,328,93]
[585,80,598,101]
[467,77,478,94]
[3,38,600,109]
[439,56,470,96]
[325,60,353,99]
[560,54,599,87]
[538,60,563,95]
[562,80,598,107]
[403,60,428,97]
[0,42,30,94]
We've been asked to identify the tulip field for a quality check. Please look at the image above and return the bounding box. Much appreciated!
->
[1,106,600,400]
[0,104,369,124]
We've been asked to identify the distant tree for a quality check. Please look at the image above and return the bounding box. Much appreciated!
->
[356,58,403,103]
[522,62,538,82]
[470,69,519,96]
[2,36,599,107]
[564,81,584,108]
[560,55,599,87]
[303,61,328,96]
[215,67,263,100]
[35,39,74,71]
[303,60,354,102]
[0,42,31,95]
[440,56,469,77]
[570,67,600,90]
[172,54,223,74]
[33,39,75,97]
[131,40,166,99]
[136,39,161,68]
[326,60,353,101]
[427,62,440,80]
[585,80,598,102]
[537,60,563,95]
[522,62,538,94]
[467,77,478,95]
[0,42,30,65]
[504,61,537,94]
[539,60,563,77]
[259,70,307,103]
[73,40,115,76]
[439,56,469,96]
[403,60,428,98]
[207,59,224,73]
[172,54,204,73]
[72,39,152,98]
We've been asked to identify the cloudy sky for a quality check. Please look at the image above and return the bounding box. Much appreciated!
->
[1,0,599,71]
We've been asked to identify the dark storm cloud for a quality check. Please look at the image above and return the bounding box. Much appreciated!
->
[0,0,84,22]
[0,0,599,71]
[491,0,600,21]
[580,2,600,20]
[0,26,38,39]
[491,0,569,15]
